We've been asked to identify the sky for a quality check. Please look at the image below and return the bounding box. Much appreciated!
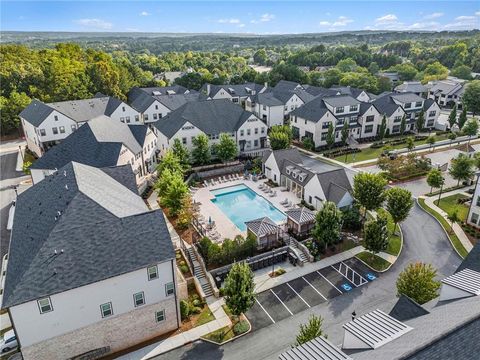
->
[1,1,479,34]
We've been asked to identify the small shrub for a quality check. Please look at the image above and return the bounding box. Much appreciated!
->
[192,299,201,306]
[180,300,190,320]
[219,287,225,296]
[233,320,249,335]
[180,265,189,273]
[176,253,182,259]
[190,306,202,314]
[179,260,186,266]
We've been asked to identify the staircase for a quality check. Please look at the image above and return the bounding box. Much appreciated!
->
[285,237,309,264]
[186,246,214,298]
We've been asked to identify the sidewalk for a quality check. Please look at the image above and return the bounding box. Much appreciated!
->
[421,188,474,252]
[15,145,25,171]
[117,297,231,360]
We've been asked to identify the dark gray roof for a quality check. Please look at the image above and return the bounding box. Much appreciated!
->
[255,92,284,106]
[372,93,403,117]
[389,295,430,322]
[317,169,352,205]
[128,88,156,112]
[99,164,139,194]
[455,242,480,274]
[270,89,298,104]
[2,162,174,308]
[128,124,148,146]
[395,81,427,94]
[268,148,304,169]
[283,159,315,185]
[322,95,360,108]
[285,207,316,224]
[201,83,265,98]
[331,86,365,99]
[303,85,339,98]
[391,92,424,104]
[290,97,330,123]
[273,80,302,92]
[156,92,205,110]
[154,99,255,138]
[293,89,316,103]
[19,99,54,127]
[137,85,190,96]
[245,217,279,236]
[423,98,436,111]
[279,336,352,360]
[359,102,378,116]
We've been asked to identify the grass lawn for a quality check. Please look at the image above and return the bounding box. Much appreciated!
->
[202,326,235,343]
[356,251,391,271]
[418,198,468,258]
[434,194,470,222]
[194,306,215,327]
[335,134,449,163]
[377,209,402,256]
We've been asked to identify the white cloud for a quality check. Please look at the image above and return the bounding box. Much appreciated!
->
[140,11,150,16]
[375,14,398,24]
[455,15,475,21]
[74,18,112,30]
[238,23,245,28]
[443,14,478,29]
[260,13,275,22]
[476,11,480,16]
[319,21,330,26]
[319,16,353,28]
[423,12,444,19]
[218,18,240,24]
[407,21,440,30]
[125,28,140,32]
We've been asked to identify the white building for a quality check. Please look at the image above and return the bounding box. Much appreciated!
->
[20,94,139,157]
[200,83,267,107]
[29,116,157,190]
[427,77,466,108]
[1,162,181,360]
[155,99,268,157]
[467,173,480,228]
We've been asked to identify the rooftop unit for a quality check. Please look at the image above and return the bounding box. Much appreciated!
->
[152,91,162,96]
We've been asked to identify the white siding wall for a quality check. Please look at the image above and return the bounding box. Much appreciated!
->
[386,107,406,135]
[110,103,141,125]
[237,115,268,151]
[255,104,284,127]
[33,111,77,149]
[284,94,304,115]
[303,177,326,210]
[142,101,171,123]
[467,179,480,228]
[263,154,281,184]
[141,128,158,173]
[21,119,43,157]
[9,260,177,348]
[359,106,381,138]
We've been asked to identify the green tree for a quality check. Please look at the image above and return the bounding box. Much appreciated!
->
[462,119,479,146]
[191,134,211,165]
[302,136,315,151]
[448,131,457,146]
[449,153,474,186]
[396,263,441,305]
[0,91,31,135]
[406,136,415,152]
[341,120,349,147]
[326,122,335,149]
[295,315,326,346]
[400,115,406,135]
[422,61,449,82]
[378,115,387,140]
[336,58,357,72]
[447,209,460,233]
[377,76,392,93]
[156,150,183,176]
[269,125,292,150]
[450,64,472,80]
[253,49,268,65]
[215,133,238,163]
[457,107,468,130]
[448,105,457,130]
[389,63,417,81]
[364,212,389,256]
[385,188,413,233]
[368,62,380,75]
[416,110,425,133]
[352,172,387,220]
[312,201,343,250]
[159,171,189,216]
[223,262,255,321]
[473,152,480,170]
[426,168,445,194]
[426,135,436,151]
[171,138,190,169]
[462,80,480,115]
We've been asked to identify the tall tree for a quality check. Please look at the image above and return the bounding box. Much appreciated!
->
[447,209,460,233]
[159,171,189,216]
[171,138,190,170]
[416,110,425,133]
[191,134,211,165]
[269,125,292,150]
[462,80,480,115]
[312,201,343,250]
[341,120,349,147]
[396,263,441,305]
[0,91,31,135]
[156,150,183,176]
[426,135,436,151]
[457,107,468,130]
[385,188,413,233]
[379,115,387,140]
[426,168,445,195]
[462,119,479,146]
[406,136,415,152]
[448,105,457,130]
[215,133,238,163]
[353,172,387,220]
[449,153,474,186]
[295,315,326,346]
[400,115,406,135]
[326,122,335,149]
[364,212,389,256]
[223,262,255,322]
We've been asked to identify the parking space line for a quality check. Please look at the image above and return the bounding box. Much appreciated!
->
[301,276,328,301]
[316,270,343,294]
[286,282,311,308]
[335,262,368,286]
[270,289,294,315]
[254,298,275,324]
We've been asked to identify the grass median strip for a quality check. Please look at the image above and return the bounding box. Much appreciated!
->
[356,251,391,272]
[377,208,402,256]
[418,198,468,258]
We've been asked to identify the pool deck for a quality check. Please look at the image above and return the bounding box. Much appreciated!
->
[193,178,301,241]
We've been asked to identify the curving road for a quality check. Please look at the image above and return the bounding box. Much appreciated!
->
[151,202,462,360]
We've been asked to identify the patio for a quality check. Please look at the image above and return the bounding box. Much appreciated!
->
[192,176,301,242]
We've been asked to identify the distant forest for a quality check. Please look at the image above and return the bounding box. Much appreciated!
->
[1,30,479,134]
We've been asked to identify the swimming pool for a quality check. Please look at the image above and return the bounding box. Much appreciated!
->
[210,184,286,231]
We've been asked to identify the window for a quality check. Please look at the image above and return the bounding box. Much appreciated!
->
[254,139,258,147]
[153,114,158,120]
[156,310,165,322]
[120,117,125,123]
[394,116,402,123]
[350,105,358,112]
[155,105,159,110]
[364,125,374,134]
[309,196,312,204]
[476,196,480,207]
[366,115,374,123]
[54,115,58,121]
[133,292,145,307]
[261,127,265,134]
[135,115,140,122]
[38,297,53,314]
[182,137,187,145]
[335,107,344,114]
[321,132,328,141]
[165,282,175,296]
[247,129,251,136]
[254,128,258,135]
[122,106,126,112]
[126,116,131,123]
[100,302,113,318]
[52,127,58,135]
[405,103,412,109]
[158,113,162,119]
[415,101,422,108]
[392,125,401,133]
[144,114,149,121]
[59,126,65,134]
[232,98,239,103]
[322,122,330,129]
[147,265,158,280]
[429,111,436,117]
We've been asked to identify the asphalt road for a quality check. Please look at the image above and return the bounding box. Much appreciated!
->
[152,202,461,360]
[0,152,21,181]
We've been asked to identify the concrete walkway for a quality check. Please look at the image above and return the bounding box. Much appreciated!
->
[420,188,474,252]
[117,297,231,360]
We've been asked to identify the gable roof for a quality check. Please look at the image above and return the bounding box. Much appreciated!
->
[441,268,480,296]
[255,92,284,106]
[372,93,403,117]
[389,295,430,322]
[2,162,174,308]
[279,336,352,360]
[128,88,156,112]
[154,99,255,138]
[136,85,190,96]
[268,148,304,169]
[395,81,428,94]
[455,242,480,274]
[317,169,353,205]
[128,124,148,146]
[156,92,205,110]
[245,217,280,237]
[19,100,54,127]
[302,85,339,98]
[331,86,366,99]
[201,83,265,98]
[322,94,361,108]
[273,80,302,92]
[285,207,316,224]
[391,92,424,104]
[290,97,331,122]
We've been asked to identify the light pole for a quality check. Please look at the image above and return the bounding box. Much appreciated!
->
[272,248,275,276]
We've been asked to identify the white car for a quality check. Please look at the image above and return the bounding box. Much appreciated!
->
[0,330,18,353]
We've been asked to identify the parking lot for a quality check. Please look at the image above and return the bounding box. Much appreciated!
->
[245,257,378,331]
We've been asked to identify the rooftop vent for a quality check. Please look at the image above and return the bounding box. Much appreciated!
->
[152,91,162,96]
[166,90,175,95]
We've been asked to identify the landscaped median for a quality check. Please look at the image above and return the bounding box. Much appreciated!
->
[201,305,251,344]
[417,197,468,258]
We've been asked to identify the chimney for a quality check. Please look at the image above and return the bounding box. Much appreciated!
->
[206,83,211,95]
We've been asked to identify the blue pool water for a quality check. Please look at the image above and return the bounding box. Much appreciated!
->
[210,184,286,231]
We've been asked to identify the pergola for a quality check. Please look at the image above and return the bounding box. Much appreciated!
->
[285,207,316,236]
[245,217,281,249]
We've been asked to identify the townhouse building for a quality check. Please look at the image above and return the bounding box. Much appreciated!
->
[29,116,157,190]
[427,77,466,108]
[199,83,267,107]
[19,94,139,157]
[1,162,181,360]
[154,99,268,157]
[467,173,480,229]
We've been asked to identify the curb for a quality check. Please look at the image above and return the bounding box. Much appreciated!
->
[200,315,252,346]
[416,198,464,259]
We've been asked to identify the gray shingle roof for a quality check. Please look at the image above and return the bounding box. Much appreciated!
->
[322,95,361,108]
[279,336,352,360]
[88,116,142,154]
[317,169,352,205]
[156,92,205,110]
[303,85,339,98]
[389,295,430,322]
[285,207,316,224]
[128,88,156,112]
[391,92,424,104]
[137,85,190,96]
[19,100,54,127]
[273,80,302,92]
[394,81,427,94]
[128,124,148,147]
[201,83,265,98]
[2,162,174,308]
[154,99,255,138]
[372,94,403,117]
[245,217,280,237]
[455,242,480,274]
[331,86,365,99]
[255,92,284,106]
[290,97,330,123]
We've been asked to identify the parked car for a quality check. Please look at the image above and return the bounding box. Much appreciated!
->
[0,330,18,353]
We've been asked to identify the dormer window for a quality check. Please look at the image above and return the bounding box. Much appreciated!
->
[335,107,344,114]
[405,103,412,109]
[350,105,358,112]
[415,101,422,107]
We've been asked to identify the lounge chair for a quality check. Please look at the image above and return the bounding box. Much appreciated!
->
[269,191,276,197]
[280,198,288,205]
